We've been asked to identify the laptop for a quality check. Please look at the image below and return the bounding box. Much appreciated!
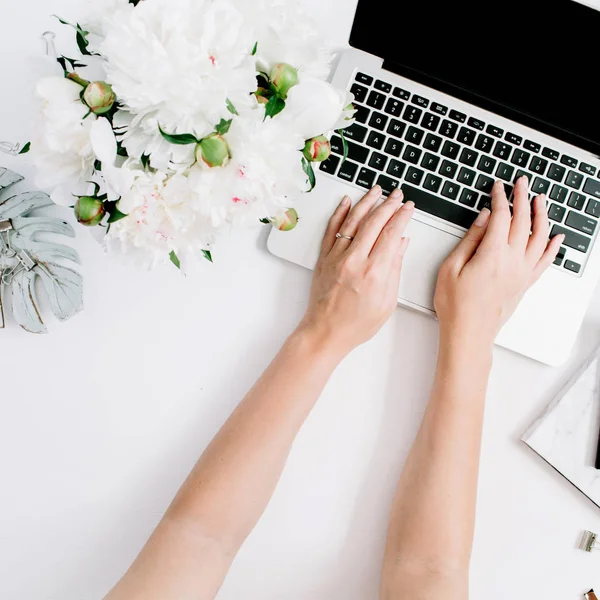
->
[268,0,600,367]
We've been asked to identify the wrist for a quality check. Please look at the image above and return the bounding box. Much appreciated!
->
[438,326,494,370]
[290,321,350,365]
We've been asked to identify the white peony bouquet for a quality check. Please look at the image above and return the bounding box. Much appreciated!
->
[30,0,355,269]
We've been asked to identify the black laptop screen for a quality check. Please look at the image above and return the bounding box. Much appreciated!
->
[349,0,600,156]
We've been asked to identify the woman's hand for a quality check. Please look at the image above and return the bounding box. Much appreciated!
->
[298,185,415,357]
[434,176,564,352]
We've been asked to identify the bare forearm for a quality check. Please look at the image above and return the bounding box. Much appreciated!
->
[381,335,493,598]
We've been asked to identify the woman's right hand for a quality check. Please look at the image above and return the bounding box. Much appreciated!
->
[434,176,564,351]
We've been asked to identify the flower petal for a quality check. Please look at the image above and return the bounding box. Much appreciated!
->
[90,117,118,166]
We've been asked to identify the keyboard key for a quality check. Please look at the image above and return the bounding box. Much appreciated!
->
[467,117,485,131]
[513,170,533,185]
[369,112,389,131]
[459,188,479,207]
[374,80,392,93]
[548,163,566,182]
[458,167,476,186]
[531,177,550,195]
[356,72,373,85]
[511,149,531,168]
[406,166,424,186]
[449,110,467,123]
[475,134,494,153]
[393,87,411,100]
[565,260,581,274]
[478,196,492,211]
[441,180,461,200]
[459,148,478,167]
[403,105,423,123]
[354,104,370,124]
[477,155,497,174]
[580,162,597,176]
[583,177,600,199]
[548,204,566,222]
[441,141,460,160]
[384,98,404,117]
[350,83,368,104]
[406,126,424,145]
[493,142,512,160]
[331,136,369,164]
[422,112,441,131]
[431,102,448,115]
[561,155,578,168]
[551,225,590,253]
[475,174,494,194]
[387,119,406,139]
[524,140,541,153]
[367,91,386,110]
[319,154,340,174]
[529,156,548,175]
[486,125,504,138]
[368,152,388,171]
[412,95,429,108]
[366,131,386,151]
[384,138,404,157]
[356,167,377,189]
[496,162,515,181]
[423,173,443,193]
[440,160,458,179]
[566,170,584,190]
[505,132,523,145]
[503,183,514,198]
[586,198,600,217]
[567,192,586,210]
[549,184,569,204]
[542,147,560,161]
[337,160,358,182]
[457,127,476,146]
[386,159,406,179]
[440,120,458,138]
[403,145,422,164]
[421,152,440,171]
[424,133,443,153]
[401,184,478,229]
[566,211,597,235]
[554,247,566,266]
[377,174,400,195]
[342,123,368,143]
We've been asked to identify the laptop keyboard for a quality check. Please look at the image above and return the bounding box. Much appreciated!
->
[320,71,600,276]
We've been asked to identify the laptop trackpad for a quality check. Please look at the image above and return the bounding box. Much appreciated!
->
[398,219,461,312]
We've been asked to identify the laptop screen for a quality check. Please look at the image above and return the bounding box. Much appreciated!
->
[349,0,600,156]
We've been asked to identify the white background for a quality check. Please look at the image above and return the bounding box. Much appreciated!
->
[1,1,600,598]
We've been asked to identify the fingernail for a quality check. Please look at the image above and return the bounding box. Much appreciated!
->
[474,207,490,226]
[519,175,529,186]
[389,188,402,199]
[495,179,504,188]
[371,185,382,195]
[403,200,415,210]
[340,195,350,207]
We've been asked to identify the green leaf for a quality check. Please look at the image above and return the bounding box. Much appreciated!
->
[94,159,102,171]
[302,157,316,192]
[107,207,127,224]
[116,141,129,158]
[140,154,151,169]
[53,15,70,25]
[159,126,199,145]
[264,95,286,120]
[87,181,101,196]
[169,251,181,269]
[259,217,271,224]
[202,250,213,263]
[18,142,31,155]
[225,98,239,116]
[129,0,142,5]
[338,129,349,164]
[215,118,232,135]
[252,41,258,56]
[56,55,86,74]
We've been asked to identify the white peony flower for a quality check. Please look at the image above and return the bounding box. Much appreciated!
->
[280,78,355,140]
[32,77,97,205]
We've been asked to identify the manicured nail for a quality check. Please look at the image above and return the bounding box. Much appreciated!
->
[371,185,382,195]
[519,175,529,186]
[389,188,403,199]
[495,179,504,188]
[474,207,491,226]
[340,195,350,207]
[403,200,415,210]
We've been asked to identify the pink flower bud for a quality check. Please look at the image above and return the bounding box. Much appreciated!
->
[83,81,116,115]
[303,136,331,162]
[272,208,299,231]
[196,134,231,168]
[270,63,299,98]
[74,196,105,226]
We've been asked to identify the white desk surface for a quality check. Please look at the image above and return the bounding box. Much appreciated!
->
[2,1,600,598]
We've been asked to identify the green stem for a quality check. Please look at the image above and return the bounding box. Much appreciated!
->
[66,72,90,88]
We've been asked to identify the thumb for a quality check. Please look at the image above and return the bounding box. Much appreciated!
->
[446,208,491,273]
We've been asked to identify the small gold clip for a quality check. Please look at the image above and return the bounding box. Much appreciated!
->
[580,531,599,553]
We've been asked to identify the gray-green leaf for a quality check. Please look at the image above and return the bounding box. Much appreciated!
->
[215,118,232,135]
[301,157,316,192]
[226,98,239,115]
